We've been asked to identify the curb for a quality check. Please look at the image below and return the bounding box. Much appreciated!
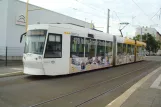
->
[0,71,24,78]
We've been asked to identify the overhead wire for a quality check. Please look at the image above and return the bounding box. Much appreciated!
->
[131,0,159,26]
[113,11,121,22]
[70,7,107,19]
[74,0,106,15]
[74,0,124,23]
[131,0,149,16]
[151,9,160,19]
[73,0,145,33]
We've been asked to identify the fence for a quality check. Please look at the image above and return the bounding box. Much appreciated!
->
[0,46,24,66]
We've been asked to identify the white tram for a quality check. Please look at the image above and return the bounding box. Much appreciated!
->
[20,23,146,75]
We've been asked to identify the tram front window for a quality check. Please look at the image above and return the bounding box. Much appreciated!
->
[24,30,47,55]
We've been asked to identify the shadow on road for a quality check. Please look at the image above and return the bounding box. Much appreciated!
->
[24,68,109,81]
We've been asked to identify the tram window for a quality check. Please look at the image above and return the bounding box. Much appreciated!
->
[106,41,112,56]
[127,45,131,55]
[88,34,94,38]
[136,46,139,53]
[123,44,127,54]
[117,43,123,54]
[137,46,140,53]
[97,40,105,56]
[70,36,84,57]
[141,46,144,55]
[142,46,146,56]
[85,38,96,57]
[137,46,142,55]
[44,33,62,58]
[139,46,142,55]
[127,45,134,55]
[132,45,135,55]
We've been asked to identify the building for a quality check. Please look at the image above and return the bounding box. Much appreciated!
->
[0,0,91,60]
[135,27,161,41]
[156,32,161,42]
[135,27,157,37]
[135,26,161,51]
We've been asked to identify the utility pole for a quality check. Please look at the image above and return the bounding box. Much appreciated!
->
[107,9,110,33]
[26,0,29,32]
[90,20,93,29]
[140,27,142,41]
[85,18,86,28]
[132,16,136,26]
[159,8,161,20]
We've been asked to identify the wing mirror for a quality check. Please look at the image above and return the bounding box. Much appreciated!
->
[20,32,26,43]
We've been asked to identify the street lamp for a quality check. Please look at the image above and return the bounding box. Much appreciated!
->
[119,22,129,37]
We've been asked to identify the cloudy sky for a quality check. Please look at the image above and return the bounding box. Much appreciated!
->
[20,0,161,38]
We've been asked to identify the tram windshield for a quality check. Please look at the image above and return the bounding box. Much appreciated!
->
[24,30,47,55]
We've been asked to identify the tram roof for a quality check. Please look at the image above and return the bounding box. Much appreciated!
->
[136,41,146,47]
[28,24,146,45]
[124,38,135,45]
[28,24,115,42]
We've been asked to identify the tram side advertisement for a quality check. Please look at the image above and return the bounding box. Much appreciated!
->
[70,36,113,73]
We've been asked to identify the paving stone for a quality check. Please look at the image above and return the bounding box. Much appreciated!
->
[135,102,151,107]
[151,96,161,107]
[121,68,161,107]
[121,98,138,107]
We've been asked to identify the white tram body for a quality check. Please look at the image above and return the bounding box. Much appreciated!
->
[21,23,146,76]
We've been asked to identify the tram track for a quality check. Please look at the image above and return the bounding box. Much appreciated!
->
[28,61,159,107]
[75,65,157,107]
[75,72,147,107]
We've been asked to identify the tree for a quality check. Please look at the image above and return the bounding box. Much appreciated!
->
[133,33,161,54]
[133,34,146,41]
[155,41,161,52]
[146,33,155,54]
[133,34,141,41]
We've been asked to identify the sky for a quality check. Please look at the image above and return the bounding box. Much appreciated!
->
[20,0,161,38]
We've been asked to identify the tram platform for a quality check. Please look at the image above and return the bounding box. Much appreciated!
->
[106,66,161,107]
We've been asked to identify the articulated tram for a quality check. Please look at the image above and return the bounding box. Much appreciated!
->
[20,23,146,76]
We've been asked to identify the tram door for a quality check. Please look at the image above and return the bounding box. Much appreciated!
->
[113,36,116,66]
[134,40,137,62]
[43,27,70,75]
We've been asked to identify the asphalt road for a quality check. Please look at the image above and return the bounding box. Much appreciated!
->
[0,57,161,107]
[145,56,161,61]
